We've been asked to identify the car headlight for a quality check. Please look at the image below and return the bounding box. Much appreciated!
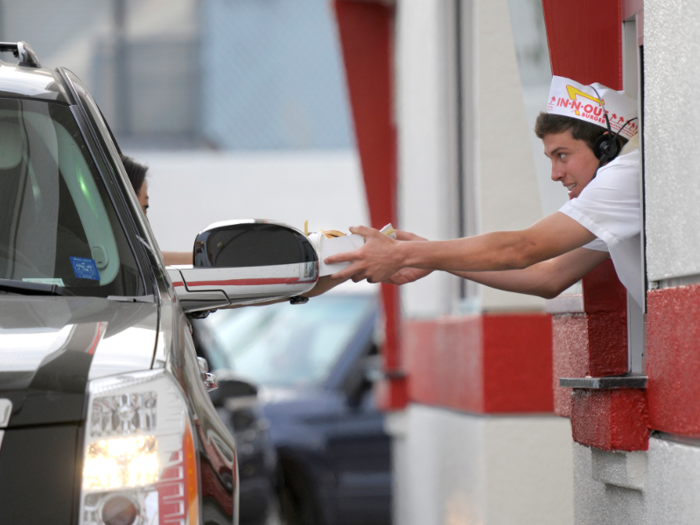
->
[80,370,199,525]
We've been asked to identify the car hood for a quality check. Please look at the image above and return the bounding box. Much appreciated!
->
[0,295,158,427]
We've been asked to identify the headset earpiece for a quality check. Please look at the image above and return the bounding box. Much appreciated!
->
[589,85,638,176]
[593,132,621,163]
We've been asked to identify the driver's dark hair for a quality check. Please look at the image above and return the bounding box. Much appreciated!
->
[534,112,628,151]
[120,154,148,194]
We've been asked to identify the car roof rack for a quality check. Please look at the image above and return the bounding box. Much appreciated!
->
[0,41,41,68]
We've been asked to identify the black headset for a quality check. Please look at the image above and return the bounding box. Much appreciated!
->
[590,86,638,169]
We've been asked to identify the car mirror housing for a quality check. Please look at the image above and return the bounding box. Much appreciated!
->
[167,220,318,314]
[208,371,259,408]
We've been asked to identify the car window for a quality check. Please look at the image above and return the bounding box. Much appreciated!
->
[198,295,376,388]
[0,97,144,296]
[63,69,167,269]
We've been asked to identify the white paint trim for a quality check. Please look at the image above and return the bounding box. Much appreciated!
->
[546,293,584,314]
[649,273,700,290]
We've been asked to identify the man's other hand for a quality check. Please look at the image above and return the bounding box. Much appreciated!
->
[326,225,402,283]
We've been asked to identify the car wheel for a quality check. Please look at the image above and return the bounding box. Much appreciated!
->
[277,467,320,525]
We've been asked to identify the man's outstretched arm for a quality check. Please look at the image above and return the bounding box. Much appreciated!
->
[386,241,609,299]
[327,211,596,283]
[448,247,609,298]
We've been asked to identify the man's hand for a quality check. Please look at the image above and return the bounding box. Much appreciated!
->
[383,267,433,285]
[302,275,345,297]
[326,225,403,283]
[327,212,596,284]
[382,230,432,284]
[395,230,428,242]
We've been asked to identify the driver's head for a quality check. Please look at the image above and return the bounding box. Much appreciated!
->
[120,155,149,215]
[535,76,637,199]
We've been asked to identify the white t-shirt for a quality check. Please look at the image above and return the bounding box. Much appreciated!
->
[559,148,643,307]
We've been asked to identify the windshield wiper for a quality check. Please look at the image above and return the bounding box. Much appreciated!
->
[0,278,74,297]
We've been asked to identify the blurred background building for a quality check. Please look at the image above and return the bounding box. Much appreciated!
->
[0,0,367,252]
[1,0,353,150]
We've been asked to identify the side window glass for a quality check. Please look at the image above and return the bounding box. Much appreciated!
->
[63,69,166,269]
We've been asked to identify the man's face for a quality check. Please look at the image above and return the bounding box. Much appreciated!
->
[543,130,599,199]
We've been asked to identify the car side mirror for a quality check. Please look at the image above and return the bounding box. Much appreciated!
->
[167,220,318,314]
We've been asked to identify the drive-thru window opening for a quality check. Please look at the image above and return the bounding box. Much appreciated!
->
[559,4,647,389]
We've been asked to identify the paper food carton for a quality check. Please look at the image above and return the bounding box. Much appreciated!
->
[307,224,396,277]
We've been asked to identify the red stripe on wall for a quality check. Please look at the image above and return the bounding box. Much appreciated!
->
[571,389,649,451]
[405,314,553,414]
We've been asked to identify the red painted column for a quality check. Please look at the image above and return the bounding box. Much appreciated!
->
[582,260,628,376]
[543,0,649,450]
[333,0,406,409]
[542,0,623,89]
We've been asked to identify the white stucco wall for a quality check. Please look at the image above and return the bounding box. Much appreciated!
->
[129,150,369,252]
[395,0,463,318]
[572,437,700,525]
[387,405,574,525]
[644,0,700,282]
[471,0,545,312]
[396,0,545,318]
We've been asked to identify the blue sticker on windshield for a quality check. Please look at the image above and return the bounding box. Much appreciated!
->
[70,257,100,281]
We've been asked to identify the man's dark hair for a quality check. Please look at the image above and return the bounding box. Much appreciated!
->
[120,154,148,194]
[534,112,627,151]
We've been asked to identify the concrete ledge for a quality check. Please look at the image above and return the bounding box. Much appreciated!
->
[591,448,648,490]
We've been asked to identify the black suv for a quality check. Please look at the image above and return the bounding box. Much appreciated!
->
[0,42,319,525]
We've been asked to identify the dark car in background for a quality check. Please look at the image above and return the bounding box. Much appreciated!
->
[0,41,322,525]
[193,284,392,525]
[207,372,282,525]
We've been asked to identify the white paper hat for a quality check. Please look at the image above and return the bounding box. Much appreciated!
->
[546,76,638,140]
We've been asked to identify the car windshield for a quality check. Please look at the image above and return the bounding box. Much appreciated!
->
[197,294,376,389]
[0,97,144,297]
